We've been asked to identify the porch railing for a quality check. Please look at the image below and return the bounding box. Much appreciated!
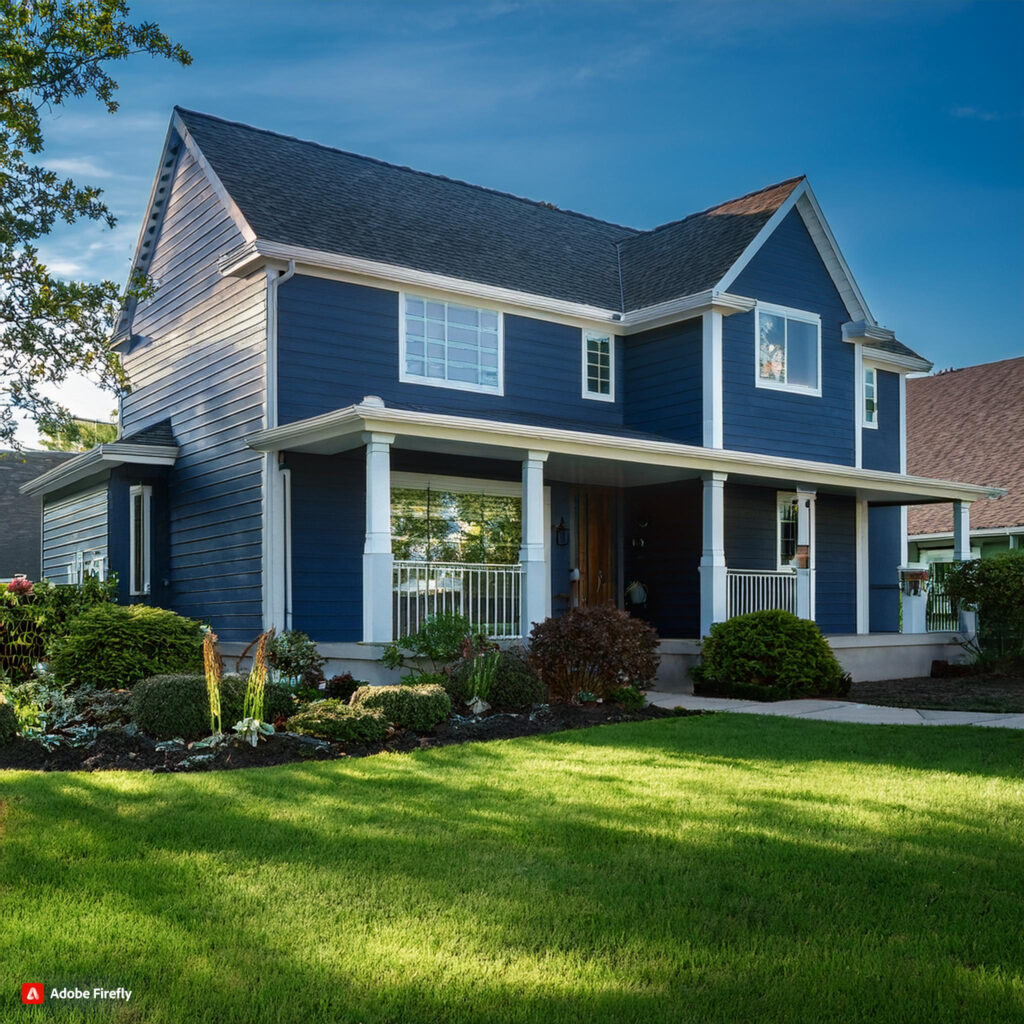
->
[393,560,522,641]
[726,569,797,618]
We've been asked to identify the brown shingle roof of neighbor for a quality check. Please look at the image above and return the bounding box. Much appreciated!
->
[906,356,1024,536]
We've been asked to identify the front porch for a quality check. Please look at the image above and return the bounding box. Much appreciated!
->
[246,398,1000,648]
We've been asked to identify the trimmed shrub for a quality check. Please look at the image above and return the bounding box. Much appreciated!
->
[0,699,17,745]
[287,700,389,744]
[691,610,850,701]
[528,606,660,701]
[322,673,361,702]
[267,630,326,687]
[48,604,203,689]
[608,685,646,711]
[944,550,1024,660]
[351,683,451,732]
[447,647,545,708]
[130,674,296,740]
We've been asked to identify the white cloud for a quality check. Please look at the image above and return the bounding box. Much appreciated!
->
[949,106,1023,122]
[45,157,115,178]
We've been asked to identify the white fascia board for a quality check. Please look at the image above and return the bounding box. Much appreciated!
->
[246,401,1004,506]
[219,240,755,335]
[910,526,1024,542]
[843,320,933,373]
[19,444,179,497]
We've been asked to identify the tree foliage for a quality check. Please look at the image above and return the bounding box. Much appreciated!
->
[38,412,117,449]
[0,0,191,447]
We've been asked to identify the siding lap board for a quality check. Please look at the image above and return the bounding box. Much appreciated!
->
[122,147,265,642]
[42,487,108,583]
[862,368,901,472]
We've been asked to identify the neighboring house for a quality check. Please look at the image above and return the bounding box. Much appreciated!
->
[0,450,76,581]
[907,357,1024,563]
[21,108,1001,677]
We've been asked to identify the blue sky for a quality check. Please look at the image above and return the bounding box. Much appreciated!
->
[25,0,1024,438]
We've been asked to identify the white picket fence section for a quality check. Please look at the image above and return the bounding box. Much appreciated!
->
[393,560,522,640]
[726,569,797,617]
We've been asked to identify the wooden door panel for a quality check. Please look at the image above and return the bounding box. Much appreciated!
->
[575,489,616,606]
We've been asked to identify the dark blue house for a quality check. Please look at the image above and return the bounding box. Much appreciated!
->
[22,109,999,678]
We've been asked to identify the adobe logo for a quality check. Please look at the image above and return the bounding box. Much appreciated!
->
[21,984,45,1005]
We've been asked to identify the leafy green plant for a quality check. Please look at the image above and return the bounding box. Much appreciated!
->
[0,699,16,746]
[692,610,850,701]
[286,701,389,744]
[608,685,646,711]
[0,677,77,738]
[322,674,362,702]
[242,632,271,723]
[203,629,223,737]
[944,551,1024,660]
[267,630,326,688]
[528,606,660,701]
[446,647,545,708]
[47,603,203,689]
[351,684,451,733]
[72,688,133,727]
[381,613,471,678]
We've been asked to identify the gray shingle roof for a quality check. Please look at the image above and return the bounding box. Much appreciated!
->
[120,419,177,447]
[174,109,803,314]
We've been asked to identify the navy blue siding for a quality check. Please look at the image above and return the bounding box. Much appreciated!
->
[623,318,703,444]
[289,452,364,642]
[862,369,901,472]
[815,493,856,634]
[277,275,624,429]
[623,481,701,638]
[724,208,855,465]
[41,485,108,583]
[107,466,172,608]
[868,505,902,632]
[724,484,778,570]
[549,483,573,618]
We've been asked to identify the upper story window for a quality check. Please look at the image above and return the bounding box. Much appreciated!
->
[130,484,152,595]
[755,303,822,397]
[863,366,878,428]
[583,330,614,402]
[400,294,503,395]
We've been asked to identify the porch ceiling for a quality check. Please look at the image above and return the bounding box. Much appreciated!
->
[246,400,1004,506]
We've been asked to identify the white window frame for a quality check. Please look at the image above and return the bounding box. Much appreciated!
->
[862,365,879,429]
[399,292,505,396]
[581,329,615,403]
[130,484,152,596]
[754,302,823,397]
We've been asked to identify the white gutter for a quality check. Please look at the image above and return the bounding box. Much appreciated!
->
[19,443,179,498]
[246,400,1004,506]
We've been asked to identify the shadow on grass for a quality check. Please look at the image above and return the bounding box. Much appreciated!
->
[2,716,1023,1023]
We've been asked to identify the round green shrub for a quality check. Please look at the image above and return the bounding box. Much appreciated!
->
[0,699,17,746]
[220,676,296,725]
[446,647,545,708]
[48,604,204,689]
[130,674,211,741]
[608,685,646,711]
[267,630,326,687]
[351,683,451,732]
[692,610,850,701]
[528,605,660,701]
[287,701,389,744]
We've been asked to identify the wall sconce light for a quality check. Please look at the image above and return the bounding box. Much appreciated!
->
[555,517,570,547]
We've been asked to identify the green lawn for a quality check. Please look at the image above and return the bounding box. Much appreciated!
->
[2,716,1023,1024]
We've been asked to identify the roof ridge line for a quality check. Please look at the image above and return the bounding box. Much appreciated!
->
[173,106,642,236]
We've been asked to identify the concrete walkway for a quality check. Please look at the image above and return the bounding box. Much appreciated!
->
[646,691,1024,729]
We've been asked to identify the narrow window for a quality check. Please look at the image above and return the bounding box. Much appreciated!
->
[583,331,614,401]
[401,294,502,394]
[130,485,152,595]
[756,304,822,395]
[777,493,799,570]
[863,366,878,427]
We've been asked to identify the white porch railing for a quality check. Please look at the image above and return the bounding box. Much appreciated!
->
[726,569,797,617]
[393,560,522,640]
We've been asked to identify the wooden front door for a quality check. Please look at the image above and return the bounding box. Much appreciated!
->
[574,488,616,607]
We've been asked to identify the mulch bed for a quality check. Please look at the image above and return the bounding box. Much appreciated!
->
[0,702,697,773]
[846,673,1024,714]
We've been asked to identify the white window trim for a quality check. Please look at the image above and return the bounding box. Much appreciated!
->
[581,329,615,403]
[754,302,823,398]
[130,484,152,596]
[398,292,505,396]
[862,364,879,429]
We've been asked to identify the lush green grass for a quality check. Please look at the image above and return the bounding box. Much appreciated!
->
[2,716,1023,1024]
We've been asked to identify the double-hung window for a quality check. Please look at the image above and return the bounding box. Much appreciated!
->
[756,303,822,396]
[130,484,152,596]
[582,330,614,401]
[863,366,878,427]
[401,294,502,394]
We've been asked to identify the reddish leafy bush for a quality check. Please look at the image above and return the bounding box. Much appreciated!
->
[528,606,659,701]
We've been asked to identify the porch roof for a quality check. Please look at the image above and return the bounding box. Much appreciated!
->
[246,399,1004,507]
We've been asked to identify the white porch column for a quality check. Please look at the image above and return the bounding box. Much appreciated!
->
[262,451,287,631]
[701,310,724,449]
[953,499,975,635]
[362,432,395,643]
[795,489,816,621]
[699,472,728,637]
[520,451,548,639]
